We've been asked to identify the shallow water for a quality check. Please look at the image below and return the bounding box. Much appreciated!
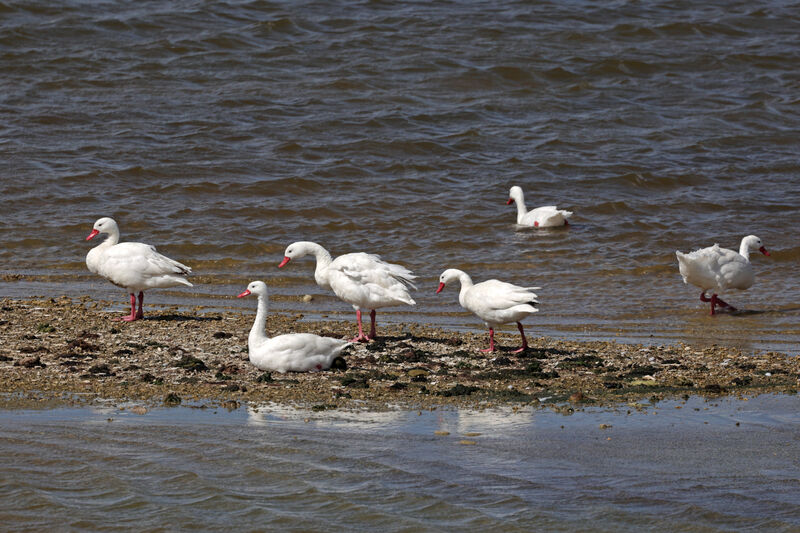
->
[1,0,799,351]
[1,395,800,531]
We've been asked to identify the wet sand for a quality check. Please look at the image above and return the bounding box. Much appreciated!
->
[1,297,798,411]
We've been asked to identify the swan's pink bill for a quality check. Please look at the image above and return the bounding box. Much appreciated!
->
[506,198,513,205]
[278,256,290,268]
[435,282,445,294]
[237,290,251,298]
[759,246,770,256]
[85,229,99,241]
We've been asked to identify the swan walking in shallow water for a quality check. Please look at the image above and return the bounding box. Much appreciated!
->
[436,268,539,353]
[507,185,572,228]
[676,235,770,315]
[85,217,192,321]
[237,281,350,372]
[278,241,416,342]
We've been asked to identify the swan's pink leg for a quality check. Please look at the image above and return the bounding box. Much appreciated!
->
[350,310,370,343]
[480,327,496,353]
[368,309,377,340]
[700,291,736,315]
[135,291,145,319]
[511,322,528,353]
[116,293,138,322]
[700,291,715,315]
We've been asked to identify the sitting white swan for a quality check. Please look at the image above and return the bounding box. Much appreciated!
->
[507,185,572,227]
[237,281,350,372]
[85,217,192,321]
[676,235,770,315]
[436,268,539,353]
[278,241,416,342]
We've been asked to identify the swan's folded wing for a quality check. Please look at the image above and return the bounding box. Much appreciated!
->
[103,243,191,276]
[470,280,539,310]
[332,253,416,290]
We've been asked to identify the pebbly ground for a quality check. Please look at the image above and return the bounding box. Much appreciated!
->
[1,297,798,412]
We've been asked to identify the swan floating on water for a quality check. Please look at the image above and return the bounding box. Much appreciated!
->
[278,241,416,342]
[85,217,192,321]
[507,185,572,228]
[436,268,539,353]
[237,281,350,372]
[676,235,770,315]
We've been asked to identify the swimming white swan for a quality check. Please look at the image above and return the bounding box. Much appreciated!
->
[85,217,192,321]
[436,268,539,353]
[237,281,350,372]
[676,235,770,315]
[278,241,416,342]
[507,185,572,227]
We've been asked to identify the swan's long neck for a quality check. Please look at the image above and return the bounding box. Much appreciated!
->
[456,271,474,307]
[308,243,334,287]
[99,227,120,247]
[249,293,270,350]
[738,239,751,262]
[513,192,528,223]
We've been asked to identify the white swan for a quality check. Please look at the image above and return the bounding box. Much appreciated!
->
[436,268,539,353]
[85,217,192,321]
[278,241,416,342]
[676,235,770,315]
[507,185,572,227]
[237,281,350,372]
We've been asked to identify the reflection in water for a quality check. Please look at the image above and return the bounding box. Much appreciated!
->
[1,396,800,530]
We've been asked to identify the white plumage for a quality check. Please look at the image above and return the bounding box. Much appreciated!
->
[279,241,416,342]
[237,281,350,373]
[437,268,539,352]
[507,185,572,227]
[85,217,192,321]
[676,235,770,315]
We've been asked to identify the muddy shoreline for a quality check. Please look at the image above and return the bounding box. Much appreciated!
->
[0,297,798,412]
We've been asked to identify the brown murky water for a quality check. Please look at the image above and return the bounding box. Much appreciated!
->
[2,0,800,528]
[2,0,799,352]
[2,397,800,531]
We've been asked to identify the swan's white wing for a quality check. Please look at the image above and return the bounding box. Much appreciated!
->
[332,253,417,289]
[327,253,416,308]
[468,279,539,310]
[97,242,192,289]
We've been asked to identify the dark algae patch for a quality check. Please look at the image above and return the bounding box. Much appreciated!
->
[174,355,208,372]
[0,297,798,410]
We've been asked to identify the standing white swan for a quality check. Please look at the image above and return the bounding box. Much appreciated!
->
[507,185,572,227]
[436,268,539,353]
[278,241,416,342]
[676,235,770,315]
[237,281,350,372]
[85,217,192,321]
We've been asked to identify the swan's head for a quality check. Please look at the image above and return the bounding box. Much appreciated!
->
[436,268,464,294]
[278,241,315,268]
[238,280,268,298]
[743,235,770,256]
[86,217,118,241]
[507,185,523,205]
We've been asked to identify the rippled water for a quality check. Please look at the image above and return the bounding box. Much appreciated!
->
[2,0,799,351]
[2,396,800,531]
